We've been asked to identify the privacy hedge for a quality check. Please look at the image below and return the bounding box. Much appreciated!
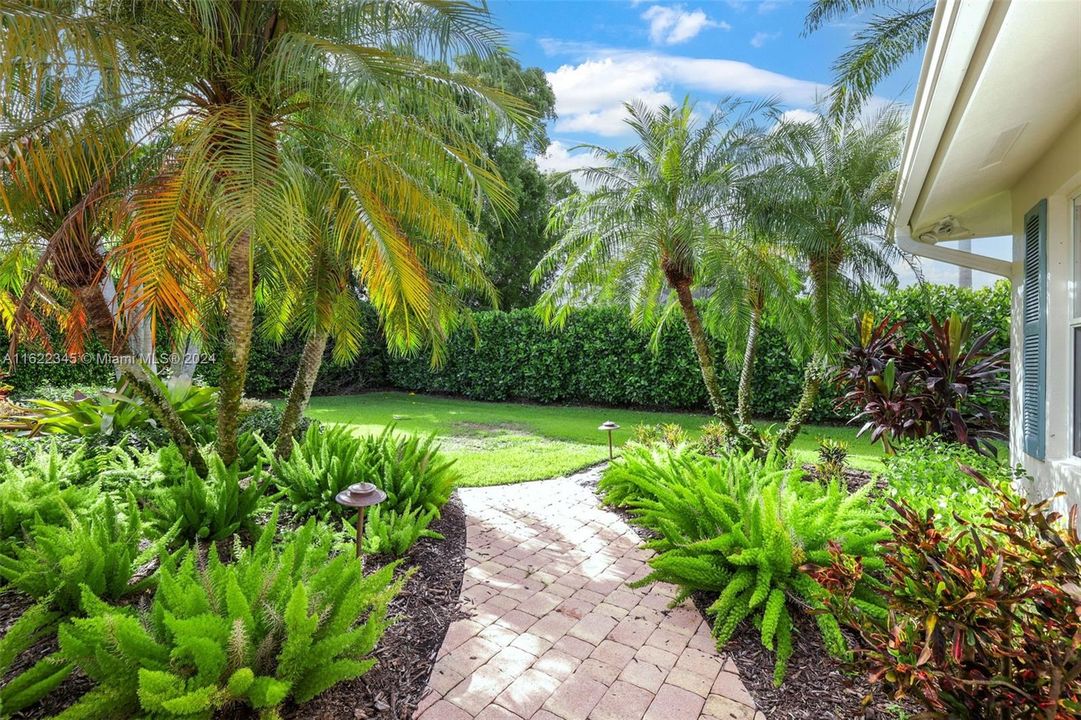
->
[5,282,1010,424]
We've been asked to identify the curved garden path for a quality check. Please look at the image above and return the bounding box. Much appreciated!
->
[414,470,761,720]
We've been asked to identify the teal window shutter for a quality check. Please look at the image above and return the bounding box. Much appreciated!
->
[1022,199,1047,459]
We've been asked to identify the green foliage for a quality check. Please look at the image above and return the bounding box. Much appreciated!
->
[274,424,368,519]
[94,443,189,494]
[29,377,217,443]
[55,512,406,719]
[148,455,270,544]
[603,448,888,684]
[0,602,71,717]
[814,479,1081,718]
[275,425,457,557]
[878,437,1013,527]
[815,437,849,480]
[0,494,170,613]
[360,505,444,559]
[0,444,95,551]
[695,421,728,456]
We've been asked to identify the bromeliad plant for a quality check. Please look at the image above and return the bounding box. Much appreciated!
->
[0,494,173,613]
[813,476,1081,719]
[54,511,407,719]
[605,449,888,684]
[836,312,1009,454]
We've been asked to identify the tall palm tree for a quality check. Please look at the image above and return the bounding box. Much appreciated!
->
[534,98,770,447]
[2,0,523,464]
[755,108,906,451]
[804,0,934,117]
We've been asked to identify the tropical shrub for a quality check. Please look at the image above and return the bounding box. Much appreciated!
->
[94,443,190,494]
[0,494,170,613]
[148,455,270,544]
[274,424,368,519]
[0,602,71,716]
[29,377,218,443]
[0,447,95,551]
[815,438,849,480]
[275,425,456,556]
[836,312,1009,454]
[238,402,311,444]
[55,512,406,719]
[813,479,1081,719]
[879,437,1012,526]
[605,450,888,684]
[361,505,444,559]
[696,421,728,456]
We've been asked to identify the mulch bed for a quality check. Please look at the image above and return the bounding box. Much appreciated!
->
[1,493,467,720]
[579,463,915,720]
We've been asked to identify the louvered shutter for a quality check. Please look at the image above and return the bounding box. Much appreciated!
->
[1022,200,1047,459]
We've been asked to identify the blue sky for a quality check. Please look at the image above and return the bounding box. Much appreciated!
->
[488,0,1011,287]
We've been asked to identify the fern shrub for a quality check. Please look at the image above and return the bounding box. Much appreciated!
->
[360,505,444,558]
[274,425,457,556]
[0,602,72,716]
[0,446,95,551]
[148,454,270,544]
[604,449,888,684]
[54,511,406,719]
[0,494,171,613]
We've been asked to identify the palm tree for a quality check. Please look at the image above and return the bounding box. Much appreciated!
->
[2,0,523,464]
[0,100,209,473]
[804,0,934,117]
[755,108,906,452]
[266,120,498,457]
[700,228,809,434]
[534,98,770,447]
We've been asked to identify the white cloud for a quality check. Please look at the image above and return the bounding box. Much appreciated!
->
[777,108,819,124]
[757,1,781,14]
[535,141,599,174]
[750,31,781,48]
[546,50,826,136]
[641,5,730,45]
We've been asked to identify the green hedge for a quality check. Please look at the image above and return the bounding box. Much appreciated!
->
[5,282,1011,424]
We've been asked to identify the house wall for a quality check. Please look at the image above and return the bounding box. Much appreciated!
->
[1009,111,1081,511]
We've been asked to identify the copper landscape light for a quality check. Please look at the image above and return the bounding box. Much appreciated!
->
[598,420,620,460]
[334,482,387,559]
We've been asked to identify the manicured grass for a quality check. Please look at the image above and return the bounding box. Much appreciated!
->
[304,391,885,486]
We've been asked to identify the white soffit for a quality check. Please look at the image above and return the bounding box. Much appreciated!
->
[902,0,1081,239]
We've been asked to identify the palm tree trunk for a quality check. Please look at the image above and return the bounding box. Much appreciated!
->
[773,357,826,453]
[217,234,255,466]
[671,280,741,439]
[274,329,328,459]
[737,301,762,428]
[74,284,208,476]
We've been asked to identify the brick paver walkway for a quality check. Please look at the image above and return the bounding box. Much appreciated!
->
[414,474,761,720]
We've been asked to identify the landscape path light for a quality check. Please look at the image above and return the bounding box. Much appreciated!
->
[598,420,620,460]
[334,482,387,560]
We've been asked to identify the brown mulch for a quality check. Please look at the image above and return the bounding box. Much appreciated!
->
[2,493,467,720]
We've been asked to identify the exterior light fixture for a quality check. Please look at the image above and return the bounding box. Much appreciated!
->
[598,420,620,460]
[334,482,387,559]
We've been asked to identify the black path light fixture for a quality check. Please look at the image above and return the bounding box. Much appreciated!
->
[334,482,387,559]
[598,420,620,460]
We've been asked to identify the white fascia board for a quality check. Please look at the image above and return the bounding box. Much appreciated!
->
[894,0,997,233]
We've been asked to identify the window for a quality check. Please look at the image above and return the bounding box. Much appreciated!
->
[1022,200,1046,460]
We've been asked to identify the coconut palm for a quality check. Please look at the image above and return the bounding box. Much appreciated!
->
[534,98,771,447]
[2,0,523,464]
[804,0,934,117]
[754,108,906,452]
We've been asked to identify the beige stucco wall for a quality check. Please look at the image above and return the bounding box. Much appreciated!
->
[1009,110,1081,511]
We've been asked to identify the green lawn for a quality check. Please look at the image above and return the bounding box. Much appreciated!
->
[304,391,884,486]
